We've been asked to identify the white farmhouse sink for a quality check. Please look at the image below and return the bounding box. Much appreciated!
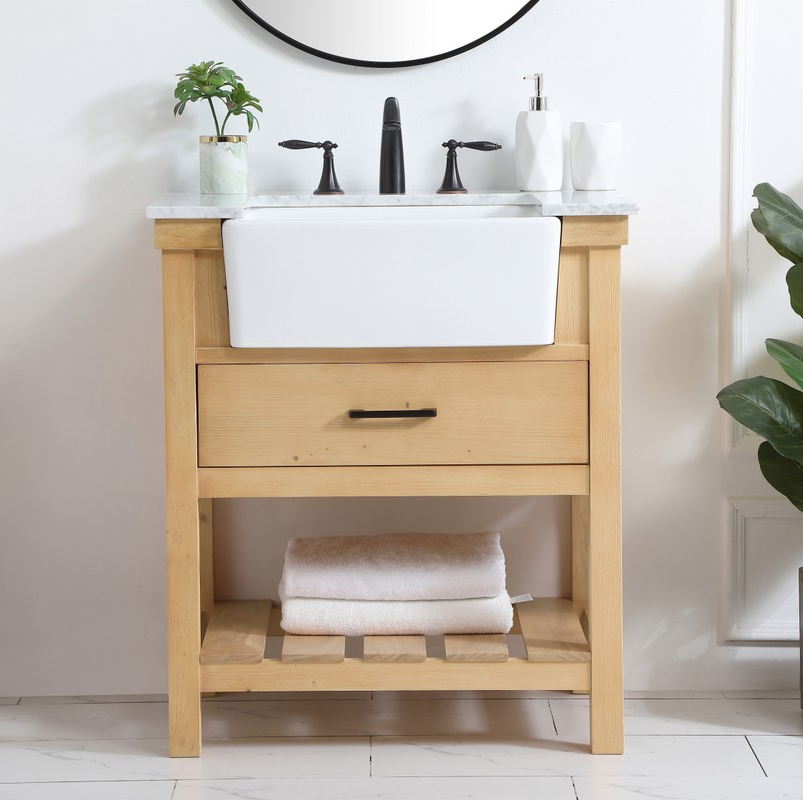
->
[221,205,561,348]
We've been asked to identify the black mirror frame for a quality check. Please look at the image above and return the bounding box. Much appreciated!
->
[230,0,541,69]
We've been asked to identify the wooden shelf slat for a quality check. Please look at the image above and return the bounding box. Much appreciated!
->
[199,600,272,665]
[363,636,427,663]
[517,598,590,662]
[444,634,509,662]
[281,635,346,663]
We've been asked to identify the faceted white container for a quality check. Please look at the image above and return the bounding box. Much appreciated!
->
[222,205,561,348]
[199,135,248,194]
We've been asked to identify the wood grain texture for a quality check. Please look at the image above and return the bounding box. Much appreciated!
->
[444,634,509,662]
[201,658,590,693]
[197,362,588,467]
[198,464,589,498]
[517,598,590,662]
[281,635,346,663]
[561,216,629,247]
[554,248,589,345]
[363,636,427,663]
[194,251,230,347]
[196,344,589,364]
[155,219,222,250]
[162,250,202,757]
[587,244,624,754]
[200,600,272,665]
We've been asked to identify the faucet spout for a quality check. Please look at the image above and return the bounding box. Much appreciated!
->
[379,97,405,194]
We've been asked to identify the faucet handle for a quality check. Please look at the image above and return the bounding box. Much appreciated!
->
[454,140,503,152]
[278,139,344,195]
[437,139,503,194]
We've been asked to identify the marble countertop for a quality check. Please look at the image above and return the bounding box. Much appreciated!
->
[147,190,638,219]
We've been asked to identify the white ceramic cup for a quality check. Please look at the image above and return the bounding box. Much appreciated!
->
[570,121,621,191]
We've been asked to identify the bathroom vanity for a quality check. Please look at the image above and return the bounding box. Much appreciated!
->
[148,190,636,757]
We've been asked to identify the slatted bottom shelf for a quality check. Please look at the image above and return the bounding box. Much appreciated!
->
[199,597,591,693]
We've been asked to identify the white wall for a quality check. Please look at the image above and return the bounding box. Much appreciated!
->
[1,0,795,696]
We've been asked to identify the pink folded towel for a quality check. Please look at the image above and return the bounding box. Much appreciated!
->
[280,593,514,636]
[279,531,506,601]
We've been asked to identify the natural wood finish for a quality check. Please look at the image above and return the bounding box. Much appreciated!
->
[200,600,272,664]
[155,219,222,250]
[196,344,589,364]
[444,634,508,662]
[572,495,590,620]
[197,362,588,467]
[561,216,629,247]
[157,212,627,757]
[282,635,346,663]
[587,244,624,754]
[198,464,589,498]
[517,598,590,662]
[554,248,589,345]
[194,251,229,347]
[162,250,202,757]
[199,499,214,635]
[201,658,591,693]
[363,636,427,663]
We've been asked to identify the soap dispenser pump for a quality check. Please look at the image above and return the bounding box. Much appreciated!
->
[515,74,563,191]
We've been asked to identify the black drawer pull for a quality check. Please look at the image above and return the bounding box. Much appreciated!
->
[348,408,437,419]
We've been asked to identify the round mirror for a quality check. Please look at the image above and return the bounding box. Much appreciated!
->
[231,0,541,68]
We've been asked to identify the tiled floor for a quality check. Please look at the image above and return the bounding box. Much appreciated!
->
[1,691,803,798]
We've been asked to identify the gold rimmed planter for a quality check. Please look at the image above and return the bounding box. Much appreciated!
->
[199,135,248,194]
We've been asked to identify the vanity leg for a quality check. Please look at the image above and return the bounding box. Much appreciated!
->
[587,245,624,754]
[571,495,590,695]
[163,251,202,757]
[199,498,215,635]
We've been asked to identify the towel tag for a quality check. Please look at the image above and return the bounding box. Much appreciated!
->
[509,593,533,605]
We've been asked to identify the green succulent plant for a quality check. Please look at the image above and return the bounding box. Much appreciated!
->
[717,183,803,512]
[173,60,262,137]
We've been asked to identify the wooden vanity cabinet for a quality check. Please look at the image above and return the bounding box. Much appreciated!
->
[155,213,627,758]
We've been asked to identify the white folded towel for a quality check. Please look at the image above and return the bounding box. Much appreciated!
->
[280,531,506,602]
[280,592,514,636]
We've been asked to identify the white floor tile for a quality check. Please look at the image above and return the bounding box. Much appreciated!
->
[172,776,576,800]
[0,737,369,783]
[0,701,167,741]
[723,689,800,700]
[19,695,167,705]
[371,734,764,777]
[748,736,803,777]
[574,776,803,800]
[0,781,176,799]
[550,697,803,737]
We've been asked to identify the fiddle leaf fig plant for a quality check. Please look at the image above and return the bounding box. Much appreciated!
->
[717,183,803,512]
[173,60,262,137]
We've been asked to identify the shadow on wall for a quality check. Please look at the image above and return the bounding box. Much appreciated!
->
[621,240,798,691]
[0,83,176,692]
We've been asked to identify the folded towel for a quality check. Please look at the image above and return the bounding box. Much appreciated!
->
[280,593,513,636]
[280,531,506,602]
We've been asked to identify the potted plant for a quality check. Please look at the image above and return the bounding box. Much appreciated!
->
[717,182,803,704]
[173,60,263,194]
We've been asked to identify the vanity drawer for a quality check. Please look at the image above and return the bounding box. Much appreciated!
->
[197,362,588,467]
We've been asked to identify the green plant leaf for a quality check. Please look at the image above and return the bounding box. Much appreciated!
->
[786,263,803,320]
[758,440,803,513]
[716,375,803,461]
[752,183,803,264]
[766,338,803,389]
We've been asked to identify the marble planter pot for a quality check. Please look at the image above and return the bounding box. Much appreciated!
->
[199,135,248,194]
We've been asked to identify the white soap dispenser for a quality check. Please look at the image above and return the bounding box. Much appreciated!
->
[515,74,563,191]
